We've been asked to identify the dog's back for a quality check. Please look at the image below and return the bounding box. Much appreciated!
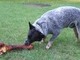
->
[41,6,80,28]
[33,6,80,35]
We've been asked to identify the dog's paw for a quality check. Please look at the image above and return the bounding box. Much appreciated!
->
[46,45,50,49]
[46,42,52,49]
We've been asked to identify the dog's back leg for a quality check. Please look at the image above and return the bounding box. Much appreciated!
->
[73,27,78,40]
[73,27,79,42]
[74,21,80,42]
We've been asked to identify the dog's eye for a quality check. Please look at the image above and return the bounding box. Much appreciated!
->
[28,35,31,38]
[34,35,38,38]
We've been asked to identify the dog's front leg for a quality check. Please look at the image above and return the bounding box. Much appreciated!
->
[39,37,46,44]
[46,32,60,49]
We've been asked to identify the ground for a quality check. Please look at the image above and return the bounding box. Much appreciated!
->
[0,0,80,60]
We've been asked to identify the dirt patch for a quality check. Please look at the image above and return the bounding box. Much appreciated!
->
[23,3,51,7]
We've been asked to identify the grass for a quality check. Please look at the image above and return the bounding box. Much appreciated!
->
[0,0,80,60]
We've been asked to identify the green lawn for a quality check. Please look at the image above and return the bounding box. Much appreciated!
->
[0,0,80,60]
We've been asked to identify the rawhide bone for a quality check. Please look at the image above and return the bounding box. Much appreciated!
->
[0,42,33,55]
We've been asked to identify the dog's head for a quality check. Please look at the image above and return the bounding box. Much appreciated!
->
[25,22,45,45]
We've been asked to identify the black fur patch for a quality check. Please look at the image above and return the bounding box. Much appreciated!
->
[25,22,45,45]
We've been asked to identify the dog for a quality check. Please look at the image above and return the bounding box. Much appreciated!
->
[25,6,80,49]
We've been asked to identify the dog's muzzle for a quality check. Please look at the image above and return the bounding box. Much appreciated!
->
[25,40,31,45]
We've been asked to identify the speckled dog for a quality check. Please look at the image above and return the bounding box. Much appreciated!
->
[25,6,80,49]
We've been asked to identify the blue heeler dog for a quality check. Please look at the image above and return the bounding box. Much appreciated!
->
[25,6,80,49]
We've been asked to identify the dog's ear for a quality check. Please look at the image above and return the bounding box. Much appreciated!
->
[29,22,35,30]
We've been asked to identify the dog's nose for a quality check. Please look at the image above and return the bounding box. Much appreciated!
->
[24,40,31,45]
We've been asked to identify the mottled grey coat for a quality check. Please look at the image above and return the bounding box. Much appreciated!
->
[33,6,80,49]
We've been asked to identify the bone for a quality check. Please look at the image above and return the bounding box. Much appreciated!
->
[0,42,33,55]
